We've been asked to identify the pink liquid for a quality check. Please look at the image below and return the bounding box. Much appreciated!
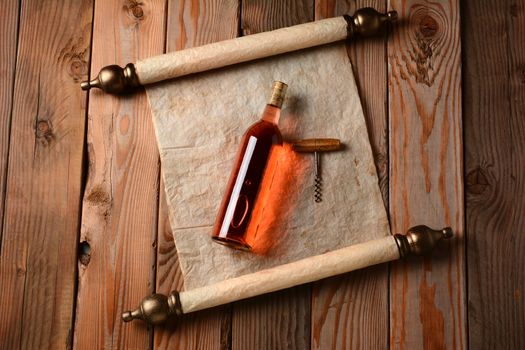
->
[212,105,282,250]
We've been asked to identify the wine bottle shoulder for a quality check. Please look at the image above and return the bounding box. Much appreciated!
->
[243,120,282,145]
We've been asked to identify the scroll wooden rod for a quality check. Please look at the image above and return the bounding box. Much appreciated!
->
[122,225,453,326]
[80,7,397,95]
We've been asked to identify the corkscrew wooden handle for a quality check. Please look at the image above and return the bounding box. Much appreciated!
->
[291,138,342,153]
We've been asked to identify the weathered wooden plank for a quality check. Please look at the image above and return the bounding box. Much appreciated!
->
[154,184,232,350]
[388,0,465,349]
[0,0,19,244]
[154,1,239,348]
[165,0,240,51]
[463,0,525,348]
[231,1,313,349]
[232,286,311,350]
[0,0,93,348]
[241,0,313,34]
[73,0,166,348]
[311,0,389,349]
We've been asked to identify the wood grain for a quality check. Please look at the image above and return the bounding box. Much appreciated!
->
[0,0,92,348]
[388,0,465,348]
[154,183,232,349]
[154,1,239,348]
[4,1,515,348]
[73,0,166,348]
[311,1,390,348]
[241,0,313,35]
[165,0,240,52]
[231,1,314,349]
[232,286,311,350]
[463,0,525,348]
[0,0,19,245]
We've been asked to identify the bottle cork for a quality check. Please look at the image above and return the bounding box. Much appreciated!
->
[268,81,288,108]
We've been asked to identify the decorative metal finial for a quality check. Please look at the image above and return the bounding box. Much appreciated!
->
[394,225,453,258]
[121,291,182,325]
[80,63,140,95]
[345,7,398,37]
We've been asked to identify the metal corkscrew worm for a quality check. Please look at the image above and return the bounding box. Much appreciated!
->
[292,138,342,203]
[314,152,323,202]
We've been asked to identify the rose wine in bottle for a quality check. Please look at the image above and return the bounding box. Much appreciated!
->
[212,81,287,251]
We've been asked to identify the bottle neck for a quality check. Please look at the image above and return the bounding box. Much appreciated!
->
[261,104,281,125]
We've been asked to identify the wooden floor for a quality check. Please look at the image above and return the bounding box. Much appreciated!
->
[0,0,523,349]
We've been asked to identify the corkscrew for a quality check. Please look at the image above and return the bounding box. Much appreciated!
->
[292,138,342,203]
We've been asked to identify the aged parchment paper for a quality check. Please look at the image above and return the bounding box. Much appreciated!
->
[147,43,390,290]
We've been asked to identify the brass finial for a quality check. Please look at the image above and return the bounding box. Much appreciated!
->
[394,225,453,258]
[345,7,398,37]
[81,63,140,95]
[121,291,182,325]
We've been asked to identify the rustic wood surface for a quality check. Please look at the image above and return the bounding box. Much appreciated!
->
[0,0,92,348]
[1,0,524,349]
[73,0,164,348]
[311,1,389,349]
[0,0,19,246]
[231,2,313,349]
[154,1,239,348]
[463,0,525,349]
[388,0,465,349]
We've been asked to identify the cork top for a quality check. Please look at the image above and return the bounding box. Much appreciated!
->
[268,81,288,108]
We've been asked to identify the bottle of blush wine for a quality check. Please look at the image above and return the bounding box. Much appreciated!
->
[211,81,287,251]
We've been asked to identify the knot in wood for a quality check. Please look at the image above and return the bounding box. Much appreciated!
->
[132,5,143,18]
[69,57,88,82]
[37,120,50,133]
[35,119,54,146]
[418,15,439,38]
[410,6,443,41]
[58,36,90,82]
[406,6,447,86]
[409,5,450,86]
[125,0,145,20]
[466,167,490,195]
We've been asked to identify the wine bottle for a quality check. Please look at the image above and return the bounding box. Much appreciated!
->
[212,81,287,251]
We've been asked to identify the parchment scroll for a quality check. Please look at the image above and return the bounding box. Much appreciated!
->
[136,17,347,85]
[179,236,399,313]
[147,43,390,291]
